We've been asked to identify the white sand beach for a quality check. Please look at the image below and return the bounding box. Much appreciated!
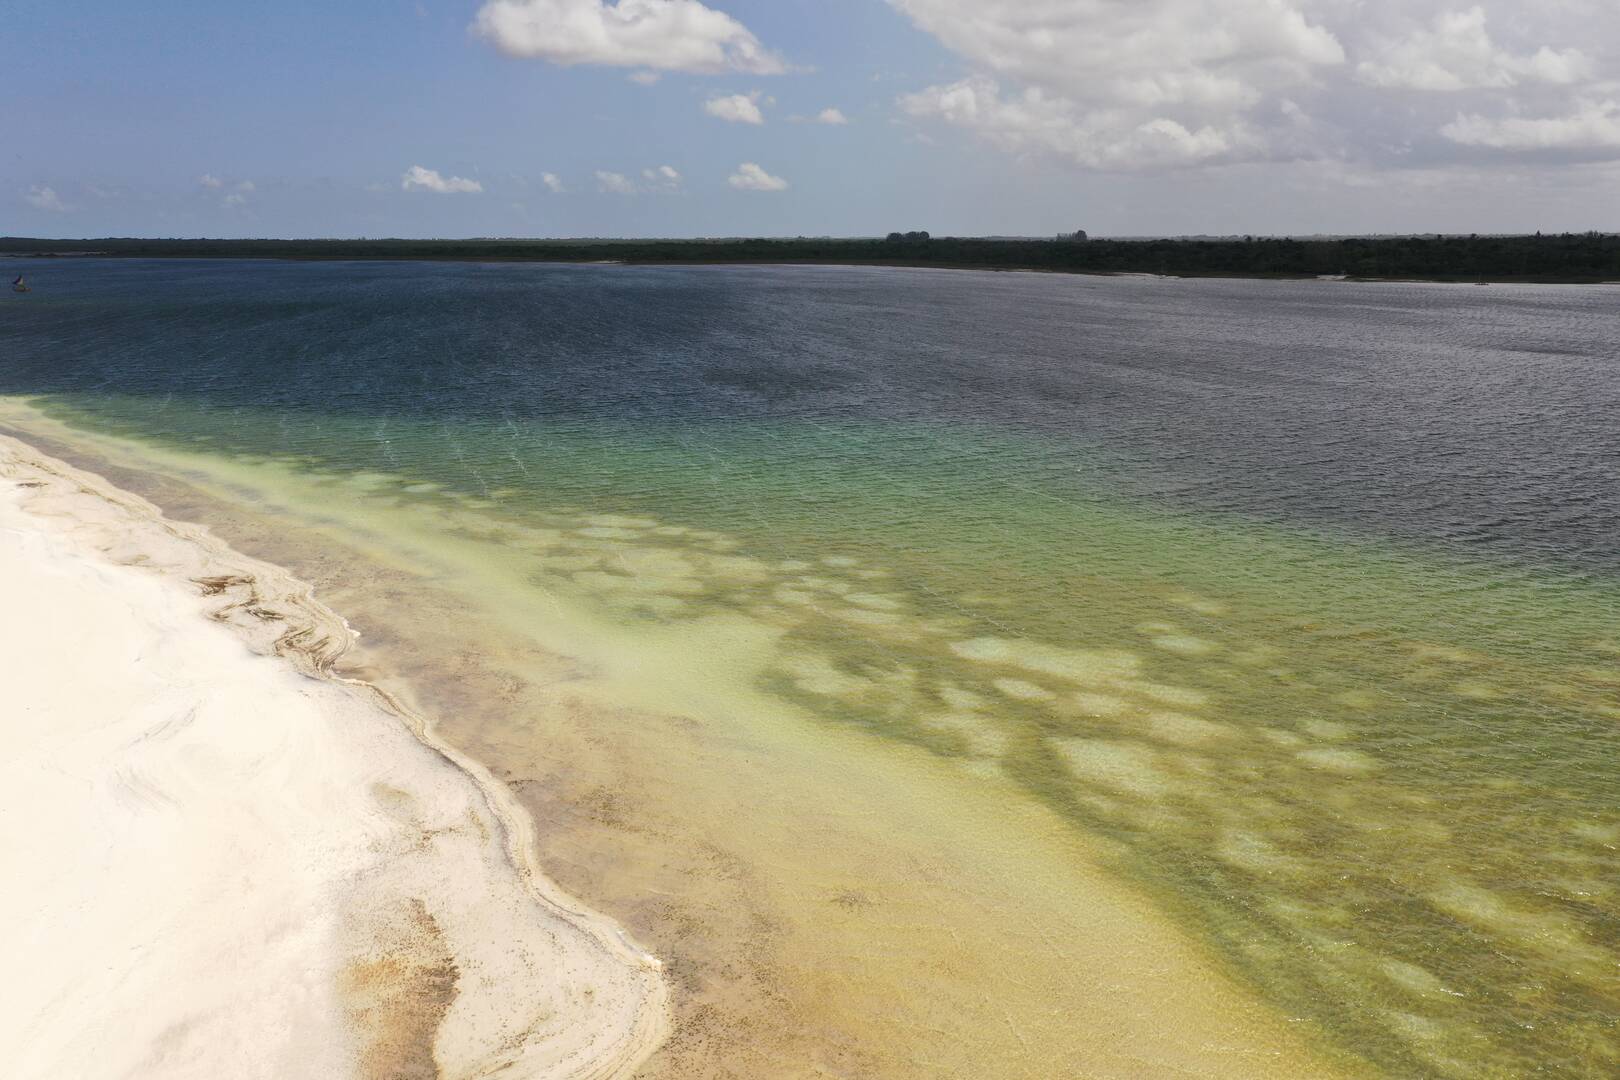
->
[0,436,667,1079]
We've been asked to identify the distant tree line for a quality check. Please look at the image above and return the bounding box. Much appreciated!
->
[4,232,1617,282]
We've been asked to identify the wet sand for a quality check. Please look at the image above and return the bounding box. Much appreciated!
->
[0,403,1370,1078]
[0,435,666,1079]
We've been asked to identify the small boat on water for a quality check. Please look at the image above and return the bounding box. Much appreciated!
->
[11,274,28,293]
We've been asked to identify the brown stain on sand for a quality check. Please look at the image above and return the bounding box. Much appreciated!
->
[340,898,460,1080]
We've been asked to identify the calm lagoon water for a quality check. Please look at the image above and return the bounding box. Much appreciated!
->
[3,259,1617,1076]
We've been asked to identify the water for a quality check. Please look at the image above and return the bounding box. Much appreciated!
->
[3,258,1617,1076]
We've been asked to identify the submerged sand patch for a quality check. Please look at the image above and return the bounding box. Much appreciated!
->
[0,438,666,1080]
[0,404,1377,1078]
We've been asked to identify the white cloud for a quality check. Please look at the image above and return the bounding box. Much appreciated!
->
[890,0,1346,108]
[890,1,1620,169]
[223,193,248,208]
[199,173,224,189]
[596,170,637,194]
[902,76,1245,169]
[24,185,67,212]
[472,0,784,74]
[704,91,764,124]
[401,165,484,193]
[889,0,1343,169]
[643,164,682,188]
[628,70,662,85]
[541,171,566,193]
[1443,101,1620,150]
[594,166,681,194]
[790,106,851,124]
[236,180,255,192]
[728,162,788,191]
[1357,7,1590,92]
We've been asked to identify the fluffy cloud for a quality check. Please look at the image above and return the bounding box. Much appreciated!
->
[595,166,682,193]
[704,91,764,124]
[1443,101,1620,150]
[643,164,682,188]
[893,0,1344,108]
[401,165,484,193]
[728,162,788,191]
[473,0,784,74]
[902,76,1247,169]
[891,1,1620,168]
[24,185,67,212]
[790,106,850,125]
[891,0,1343,169]
[541,171,566,193]
[1357,7,1589,91]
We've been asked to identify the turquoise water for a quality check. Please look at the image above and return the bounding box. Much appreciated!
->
[3,260,1618,1076]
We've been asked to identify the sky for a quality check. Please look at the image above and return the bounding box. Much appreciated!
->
[4,0,1619,238]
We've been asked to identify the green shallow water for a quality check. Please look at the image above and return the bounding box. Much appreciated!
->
[16,391,1619,1077]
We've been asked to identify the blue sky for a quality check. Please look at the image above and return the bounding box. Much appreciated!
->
[6,1,1619,238]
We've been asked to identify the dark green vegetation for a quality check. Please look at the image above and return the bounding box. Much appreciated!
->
[5,232,1619,281]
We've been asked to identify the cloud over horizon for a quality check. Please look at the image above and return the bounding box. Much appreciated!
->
[704,92,764,124]
[891,1,1620,171]
[24,185,68,212]
[1443,101,1620,151]
[473,0,785,74]
[643,164,683,189]
[1356,7,1589,92]
[728,162,788,191]
[401,165,484,194]
[12,0,1620,237]
[596,170,637,194]
[593,165,683,194]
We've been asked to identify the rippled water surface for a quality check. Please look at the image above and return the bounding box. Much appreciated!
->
[3,259,1617,1076]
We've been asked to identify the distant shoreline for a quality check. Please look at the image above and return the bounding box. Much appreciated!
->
[5,234,1619,284]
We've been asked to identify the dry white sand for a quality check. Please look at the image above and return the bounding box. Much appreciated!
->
[0,436,667,1080]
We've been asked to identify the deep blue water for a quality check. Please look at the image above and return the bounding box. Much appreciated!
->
[3,258,1617,572]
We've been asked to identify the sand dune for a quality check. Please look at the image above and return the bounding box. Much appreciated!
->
[0,436,667,1079]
